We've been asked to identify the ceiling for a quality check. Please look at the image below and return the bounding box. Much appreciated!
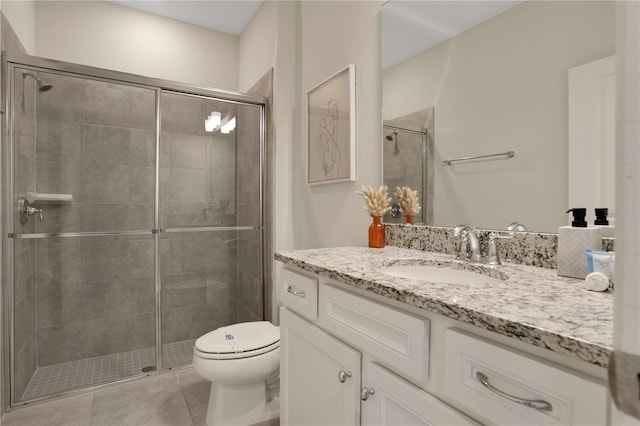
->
[110,0,523,65]
[110,0,263,35]
[383,0,525,69]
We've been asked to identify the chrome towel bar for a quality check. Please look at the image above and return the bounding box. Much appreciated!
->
[443,150,515,166]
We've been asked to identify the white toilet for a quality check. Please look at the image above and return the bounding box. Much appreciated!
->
[193,321,280,426]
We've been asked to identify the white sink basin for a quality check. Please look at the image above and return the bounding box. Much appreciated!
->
[380,265,502,285]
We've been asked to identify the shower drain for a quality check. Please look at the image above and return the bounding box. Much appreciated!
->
[141,366,156,373]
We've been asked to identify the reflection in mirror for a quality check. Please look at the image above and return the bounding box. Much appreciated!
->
[382,107,434,225]
[382,0,615,232]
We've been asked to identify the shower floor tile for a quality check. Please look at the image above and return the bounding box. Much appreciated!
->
[22,339,197,401]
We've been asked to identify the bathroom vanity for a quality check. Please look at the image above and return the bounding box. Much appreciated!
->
[276,246,612,425]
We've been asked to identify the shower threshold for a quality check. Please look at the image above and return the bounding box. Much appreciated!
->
[20,338,196,402]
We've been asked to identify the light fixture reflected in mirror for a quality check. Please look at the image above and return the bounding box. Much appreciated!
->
[220,117,236,134]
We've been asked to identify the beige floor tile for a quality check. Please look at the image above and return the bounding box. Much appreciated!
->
[2,393,94,426]
[177,369,210,426]
[90,373,193,426]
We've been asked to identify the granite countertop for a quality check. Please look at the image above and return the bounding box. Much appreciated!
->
[275,246,613,368]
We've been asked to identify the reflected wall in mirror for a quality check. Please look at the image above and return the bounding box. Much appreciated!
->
[382,0,615,232]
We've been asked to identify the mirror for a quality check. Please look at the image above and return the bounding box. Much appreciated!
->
[382,0,615,232]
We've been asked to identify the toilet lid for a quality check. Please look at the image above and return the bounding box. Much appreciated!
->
[195,321,280,359]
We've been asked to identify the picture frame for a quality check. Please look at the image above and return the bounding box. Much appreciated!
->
[307,64,356,185]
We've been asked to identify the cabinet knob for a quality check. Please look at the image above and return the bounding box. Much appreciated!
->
[361,387,375,401]
[338,370,352,383]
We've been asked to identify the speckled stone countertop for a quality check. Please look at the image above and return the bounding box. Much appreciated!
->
[275,246,613,368]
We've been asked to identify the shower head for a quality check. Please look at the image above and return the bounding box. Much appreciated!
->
[385,130,400,155]
[22,71,53,92]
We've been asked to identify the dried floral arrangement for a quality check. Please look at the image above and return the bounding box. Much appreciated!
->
[356,185,391,217]
[395,186,421,216]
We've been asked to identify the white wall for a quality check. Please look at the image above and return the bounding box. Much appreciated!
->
[295,0,383,249]
[383,0,615,232]
[2,0,35,54]
[33,1,239,90]
[238,0,299,323]
[613,2,640,423]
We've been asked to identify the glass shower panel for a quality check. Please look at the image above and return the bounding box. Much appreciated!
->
[382,126,427,224]
[11,68,157,402]
[158,92,263,368]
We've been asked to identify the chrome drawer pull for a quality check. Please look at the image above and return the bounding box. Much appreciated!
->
[476,372,553,412]
[338,370,352,383]
[361,387,375,401]
[287,286,306,298]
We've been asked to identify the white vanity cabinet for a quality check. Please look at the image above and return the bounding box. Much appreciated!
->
[279,266,608,426]
[280,268,477,426]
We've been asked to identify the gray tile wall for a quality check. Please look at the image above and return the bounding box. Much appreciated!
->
[28,73,157,371]
[159,93,246,346]
[235,105,263,323]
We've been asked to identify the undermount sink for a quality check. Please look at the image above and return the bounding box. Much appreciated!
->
[379,265,502,285]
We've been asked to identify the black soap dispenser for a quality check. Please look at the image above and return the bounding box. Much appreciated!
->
[594,208,615,237]
[558,208,601,279]
[566,208,587,227]
[594,208,608,225]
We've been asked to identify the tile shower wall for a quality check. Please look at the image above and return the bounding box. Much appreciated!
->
[236,104,263,322]
[159,92,248,347]
[25,72,158,373]
[14,68,38,399]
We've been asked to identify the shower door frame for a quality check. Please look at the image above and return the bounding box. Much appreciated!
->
[2,53,268,409]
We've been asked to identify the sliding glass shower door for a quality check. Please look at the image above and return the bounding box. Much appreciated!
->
[6,57,265,405]
[10,68,158,402]
[158,93,264,368]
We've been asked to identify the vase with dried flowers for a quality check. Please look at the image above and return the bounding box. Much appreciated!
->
[356,185,391,248]
[395,186,421,224]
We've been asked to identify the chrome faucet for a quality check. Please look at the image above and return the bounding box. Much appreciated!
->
[453,225,482,262]
[453,225,514,265]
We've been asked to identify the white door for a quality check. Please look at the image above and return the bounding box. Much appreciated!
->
[280,308,361,426]
[362,362,479,426]
[568,55,616,224]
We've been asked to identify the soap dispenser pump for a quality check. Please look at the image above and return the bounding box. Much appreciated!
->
[594,208,609,225]
[594,207,615,237]
[566,208,587,227]
[558,208,601,279]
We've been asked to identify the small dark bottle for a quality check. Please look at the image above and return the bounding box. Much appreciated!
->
[566,208,587,227]
[594,208,609,225]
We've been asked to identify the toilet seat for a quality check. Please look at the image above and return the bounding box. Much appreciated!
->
[195,321,280,360]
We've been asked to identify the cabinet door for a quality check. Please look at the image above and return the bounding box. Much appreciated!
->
[362,362,479,426]
[280,307,361,426]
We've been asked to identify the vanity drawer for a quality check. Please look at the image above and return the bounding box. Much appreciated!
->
[318,284,429,383]
[281,268,318,320]
[443,328,607,425]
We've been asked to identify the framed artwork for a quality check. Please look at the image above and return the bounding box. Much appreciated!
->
[307,64,356,185]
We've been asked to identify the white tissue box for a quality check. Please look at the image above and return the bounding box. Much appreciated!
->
[557,226,602,279]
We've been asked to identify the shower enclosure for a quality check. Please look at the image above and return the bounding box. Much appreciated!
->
[3,54,266,406]
[382,124,430,224]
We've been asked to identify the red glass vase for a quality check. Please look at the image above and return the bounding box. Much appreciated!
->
[405,215,414,225]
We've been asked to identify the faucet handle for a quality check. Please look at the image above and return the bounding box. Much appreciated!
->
[487,232,514,265]
[453,224,474,237]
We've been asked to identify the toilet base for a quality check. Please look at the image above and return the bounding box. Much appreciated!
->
[206,381,279,426]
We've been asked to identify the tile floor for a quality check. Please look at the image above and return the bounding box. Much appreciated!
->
[5,368,211,426]
[22,339,197,401]
[5,367,280,426]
